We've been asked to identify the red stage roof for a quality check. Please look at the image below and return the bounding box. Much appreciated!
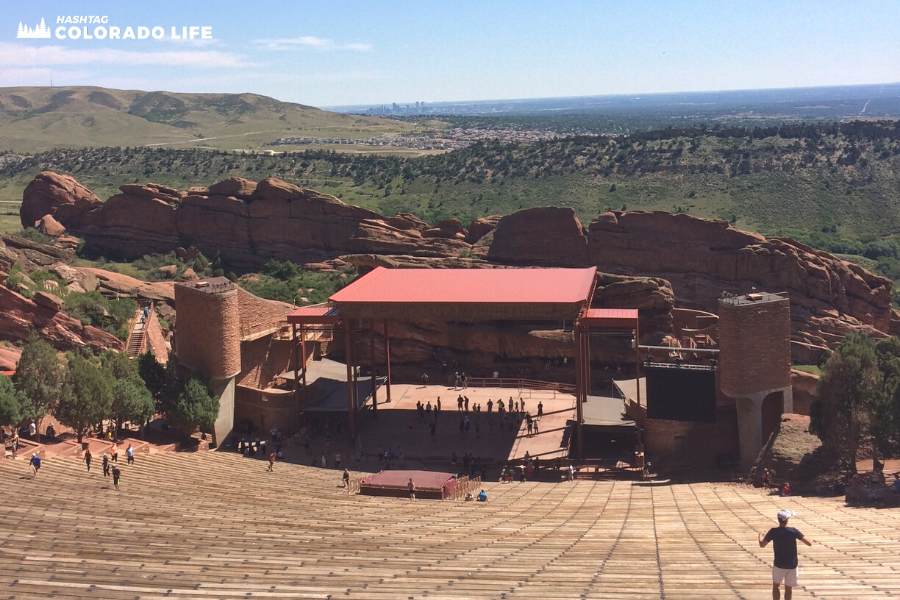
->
[329,267,597,305]
[581,308,639,329]
[286,304,341,324]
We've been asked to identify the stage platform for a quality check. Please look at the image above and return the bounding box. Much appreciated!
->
[359,470,456,499]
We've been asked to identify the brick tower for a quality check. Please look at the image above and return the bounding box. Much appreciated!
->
[174,277,241,446]
[718,292,792,470]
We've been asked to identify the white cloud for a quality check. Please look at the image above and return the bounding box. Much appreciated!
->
[0,42,254,67]
[253,36,372,52]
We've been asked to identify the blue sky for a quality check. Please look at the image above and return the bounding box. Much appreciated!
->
[2,0,899,107]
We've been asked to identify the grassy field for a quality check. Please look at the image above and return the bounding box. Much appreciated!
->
[0,202,21,234]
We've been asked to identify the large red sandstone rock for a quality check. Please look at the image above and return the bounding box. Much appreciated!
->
[790,369,817,416]
[586,211,893,351]
[118,183,184,203]
[0,285,123,352]
[423,219,467,240]
[386,213,430,232]
[0,346,21,371]
[465,215,502,244]
[38,215,66,237]
[22,173,896,357]
[488,207,589,267]
[349,219,469,257]
[75,267,176,305]
[29,173,465,267]
[33,291,63,312]
[207,177,257,198]
[21,171,101,228]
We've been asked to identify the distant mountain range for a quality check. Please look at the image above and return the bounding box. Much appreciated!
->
[0,86,410,153]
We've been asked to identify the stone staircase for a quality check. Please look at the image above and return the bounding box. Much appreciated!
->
[0,452,898,599]
[125,301,152,358]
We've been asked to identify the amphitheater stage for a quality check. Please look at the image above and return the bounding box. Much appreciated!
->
[352,382,578,466]
[359,469,456,499]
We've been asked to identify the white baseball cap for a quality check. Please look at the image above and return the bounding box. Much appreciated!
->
[777,509,795,522]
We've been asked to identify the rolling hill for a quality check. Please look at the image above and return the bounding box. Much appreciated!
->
[0,86,413,153]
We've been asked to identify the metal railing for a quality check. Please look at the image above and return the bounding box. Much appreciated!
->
[466,377,576,397]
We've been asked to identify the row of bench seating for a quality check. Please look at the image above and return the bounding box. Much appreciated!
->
[0,451,897,599]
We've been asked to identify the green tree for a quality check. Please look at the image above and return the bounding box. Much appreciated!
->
[103,349,155,437]
[137,351,167,400]
[810,333,885,474]
[0,374,33,428]
[102,349,142,385]
[56,355,114,443]
[166,374,219,436]
[14,335,63,441]
[110,379,155,438]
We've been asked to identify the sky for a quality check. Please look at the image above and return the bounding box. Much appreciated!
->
[1,0,899,108]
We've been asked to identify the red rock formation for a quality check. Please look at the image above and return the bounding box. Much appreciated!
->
[33,291,63,312]
[488,207,589,267]
[0,346,21,371]
[38,215,66,237]
[20,171,101,229]
[790,369,817,416]
[423,218,467,240]
[73,267,176,305]
[19,173,896,359]
[465,215,502,244]
[586,211,893,357]
[0,285,123,352]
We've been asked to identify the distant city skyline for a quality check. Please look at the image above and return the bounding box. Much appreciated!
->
[2,0,900,107]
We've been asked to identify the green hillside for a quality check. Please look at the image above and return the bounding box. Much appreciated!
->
[0,87,413,153]
[3,121,899,237]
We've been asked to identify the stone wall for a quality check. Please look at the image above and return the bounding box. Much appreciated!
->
[143,303,170,364]
[236,336,292,390]
[234,385,299,436]
[236,288,292,339]
[642,405,741,471]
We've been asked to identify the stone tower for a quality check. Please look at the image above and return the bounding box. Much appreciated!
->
[174,277,241,446]
[717,292,792,470]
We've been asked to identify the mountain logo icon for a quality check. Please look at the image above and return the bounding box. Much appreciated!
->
[17,18,52,39]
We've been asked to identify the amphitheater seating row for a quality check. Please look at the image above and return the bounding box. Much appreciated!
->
[0,451,897,599]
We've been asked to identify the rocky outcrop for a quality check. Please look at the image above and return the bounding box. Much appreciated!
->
[0,346,21,371]
[791,369,817,416]
[48,174,470,266]
[465,215,502,244]
[423,219,467,240]
[38,215,66,237]
[84,268,176,304]
[33,291,63,312]
[586,211,894,355]
[594,274,674,342]
[20,171,101,228]
[488,207,589,267]
[342,254,495,272]
[19,173,896,357]
[1,234,73,269]
[0,239,16,278]
[0,285,123,352]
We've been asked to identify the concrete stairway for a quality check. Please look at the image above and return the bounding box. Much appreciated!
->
[0,452,898,599]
